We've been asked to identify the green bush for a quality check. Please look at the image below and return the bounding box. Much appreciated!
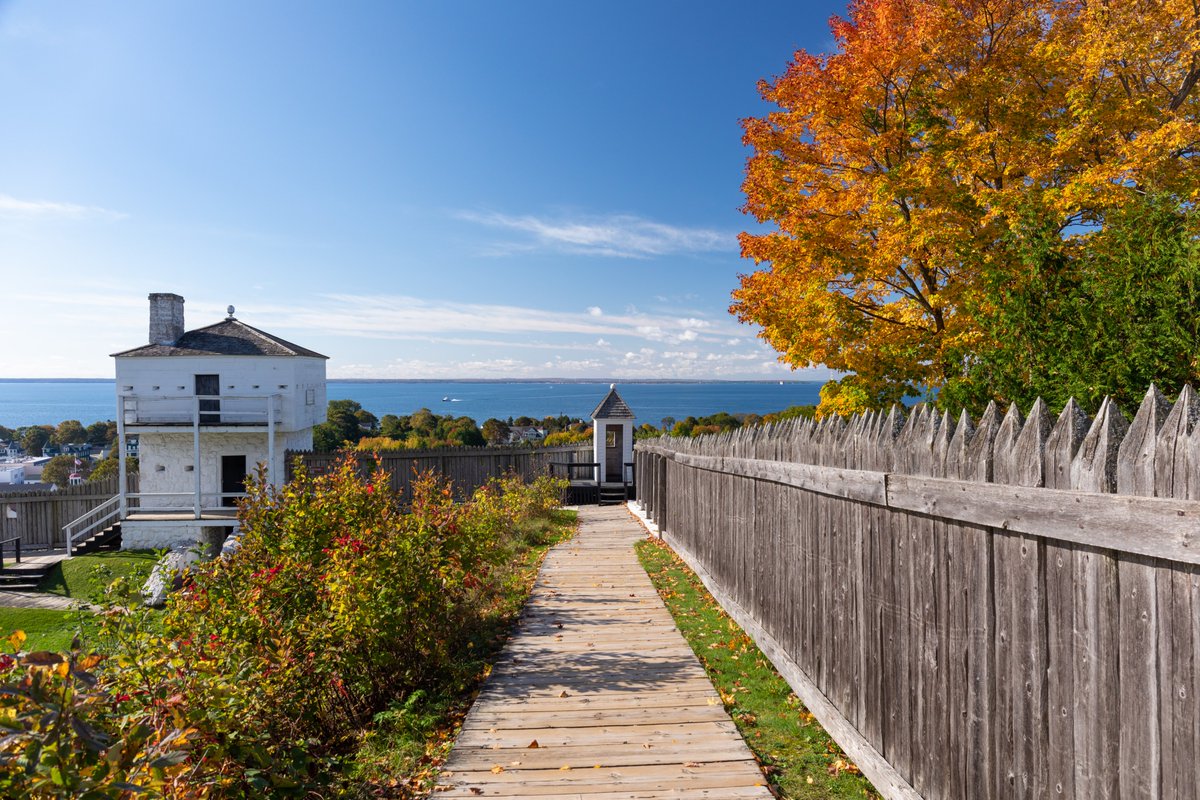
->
[0,456,569,797]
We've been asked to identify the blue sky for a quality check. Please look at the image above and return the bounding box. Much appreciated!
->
[0,0,845,380]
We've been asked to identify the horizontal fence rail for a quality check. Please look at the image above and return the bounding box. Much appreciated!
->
[635,385,1200,800]
[287,443,593,502]
[0,475,136,552]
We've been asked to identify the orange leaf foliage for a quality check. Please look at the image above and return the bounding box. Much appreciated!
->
[735,0,1200,408]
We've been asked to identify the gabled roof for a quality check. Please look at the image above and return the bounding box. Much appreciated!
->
[591,385,635,420]
[111,318,328,359]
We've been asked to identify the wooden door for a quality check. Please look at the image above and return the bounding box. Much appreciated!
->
[195,374,220,423]
[221,455,247,507]
[605,425,623,482]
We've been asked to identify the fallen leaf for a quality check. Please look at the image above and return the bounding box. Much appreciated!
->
[527,740,540,749]
[490,765,504,774]
[683,761,704,768]
[469,789,483,796]
[559,765,571,771]
[558,690,570,697]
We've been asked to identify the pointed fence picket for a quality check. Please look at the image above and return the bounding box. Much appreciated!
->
[635,385,1200,800]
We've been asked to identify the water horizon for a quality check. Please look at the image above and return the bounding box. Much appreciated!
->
[0,378,825,430]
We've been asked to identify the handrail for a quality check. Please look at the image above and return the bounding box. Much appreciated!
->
[0,534,20,569]
[63,495,121,556]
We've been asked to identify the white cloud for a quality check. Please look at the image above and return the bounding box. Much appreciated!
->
[458,210,733,258]
[596,338,610,347]
[587,306,603,316]
[0,193,126,221]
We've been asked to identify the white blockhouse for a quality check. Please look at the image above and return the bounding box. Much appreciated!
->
[110,293,327,550]
[591,385,635,484]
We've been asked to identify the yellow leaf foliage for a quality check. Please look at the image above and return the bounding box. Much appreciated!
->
[735,0,1200,409]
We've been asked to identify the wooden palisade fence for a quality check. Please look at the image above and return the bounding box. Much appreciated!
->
[636,385,1200,800]
[287,443,594,503]
[0,475,134,551]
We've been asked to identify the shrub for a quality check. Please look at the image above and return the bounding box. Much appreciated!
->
[0,456,569,797]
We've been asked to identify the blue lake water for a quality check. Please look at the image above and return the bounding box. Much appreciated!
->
[0,380,824,429]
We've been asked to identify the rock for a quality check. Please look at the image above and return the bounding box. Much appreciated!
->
[141,547,203,608]
[220,531,241,557]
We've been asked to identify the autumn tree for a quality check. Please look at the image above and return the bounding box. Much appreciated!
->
[42,454,89,488]
[52,419,88,446]
[482,418,510,445]
[735,0,1200,413]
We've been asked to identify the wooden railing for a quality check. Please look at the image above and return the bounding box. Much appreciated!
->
[0,475,137,552]
[636,385,1200,800]
[287,443,594,502]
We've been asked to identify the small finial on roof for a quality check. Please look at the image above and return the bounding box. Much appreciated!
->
[226,305,235,319]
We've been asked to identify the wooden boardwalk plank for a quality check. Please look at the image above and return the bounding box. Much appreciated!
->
[441,505,772,799]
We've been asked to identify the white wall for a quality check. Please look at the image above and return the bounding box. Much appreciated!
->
[115,355,326,432]
[136,429,307,507]
[592,419,634,482]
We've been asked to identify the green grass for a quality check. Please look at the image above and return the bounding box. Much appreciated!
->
[0,607,93,652]
[635,536,880,799]
[39,550,159,603]
[0,551,159,654]
[347,509,578,797]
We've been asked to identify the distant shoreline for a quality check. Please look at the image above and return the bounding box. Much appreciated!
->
[0,377,825,385]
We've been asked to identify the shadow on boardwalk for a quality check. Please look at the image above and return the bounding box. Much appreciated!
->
[438,504,773,799]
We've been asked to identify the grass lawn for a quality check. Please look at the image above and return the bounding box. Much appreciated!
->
[0,550,159,653]
[348,509,578,797]
[636,535,880,800]
[0,607,94,653]
[40,550,159,603]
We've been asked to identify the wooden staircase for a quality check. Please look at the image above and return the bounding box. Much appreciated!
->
[598,483,629,506]
[0,523,122,592]
[74,522,123,556]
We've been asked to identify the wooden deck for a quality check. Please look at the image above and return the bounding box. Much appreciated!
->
[439,505,772,799]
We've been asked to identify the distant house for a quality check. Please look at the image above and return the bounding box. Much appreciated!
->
[41,443,61,457]
[125,435,139,458]
[110,293,328,550]
[2,441,23,459]
[0,464,25,485]
[507,426,546,444]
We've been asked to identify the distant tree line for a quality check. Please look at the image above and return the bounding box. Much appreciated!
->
[0,419,131,488]
[640,405,817,440]
[0,419,118,456]
[310,399,822,452]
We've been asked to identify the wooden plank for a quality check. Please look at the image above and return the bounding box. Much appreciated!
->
[664,530,921,800]
[670,452,887,504]
[442,505,773,800]
[884,475,1200,565]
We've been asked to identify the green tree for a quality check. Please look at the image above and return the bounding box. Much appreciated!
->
[52,419,88,446]
[312,400,369,451]
[19,426,51,455]
[88,454,138,483]
[379,414,407,439]
[482,418,510,445]
[42,454,88,487]
[409,408,437,436]
[943,195,1200,412]
[86,420,117,447]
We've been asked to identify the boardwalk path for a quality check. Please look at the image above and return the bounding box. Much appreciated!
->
[439,505,772,799]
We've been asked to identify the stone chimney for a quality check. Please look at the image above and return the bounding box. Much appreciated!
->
[148,293,185,345]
